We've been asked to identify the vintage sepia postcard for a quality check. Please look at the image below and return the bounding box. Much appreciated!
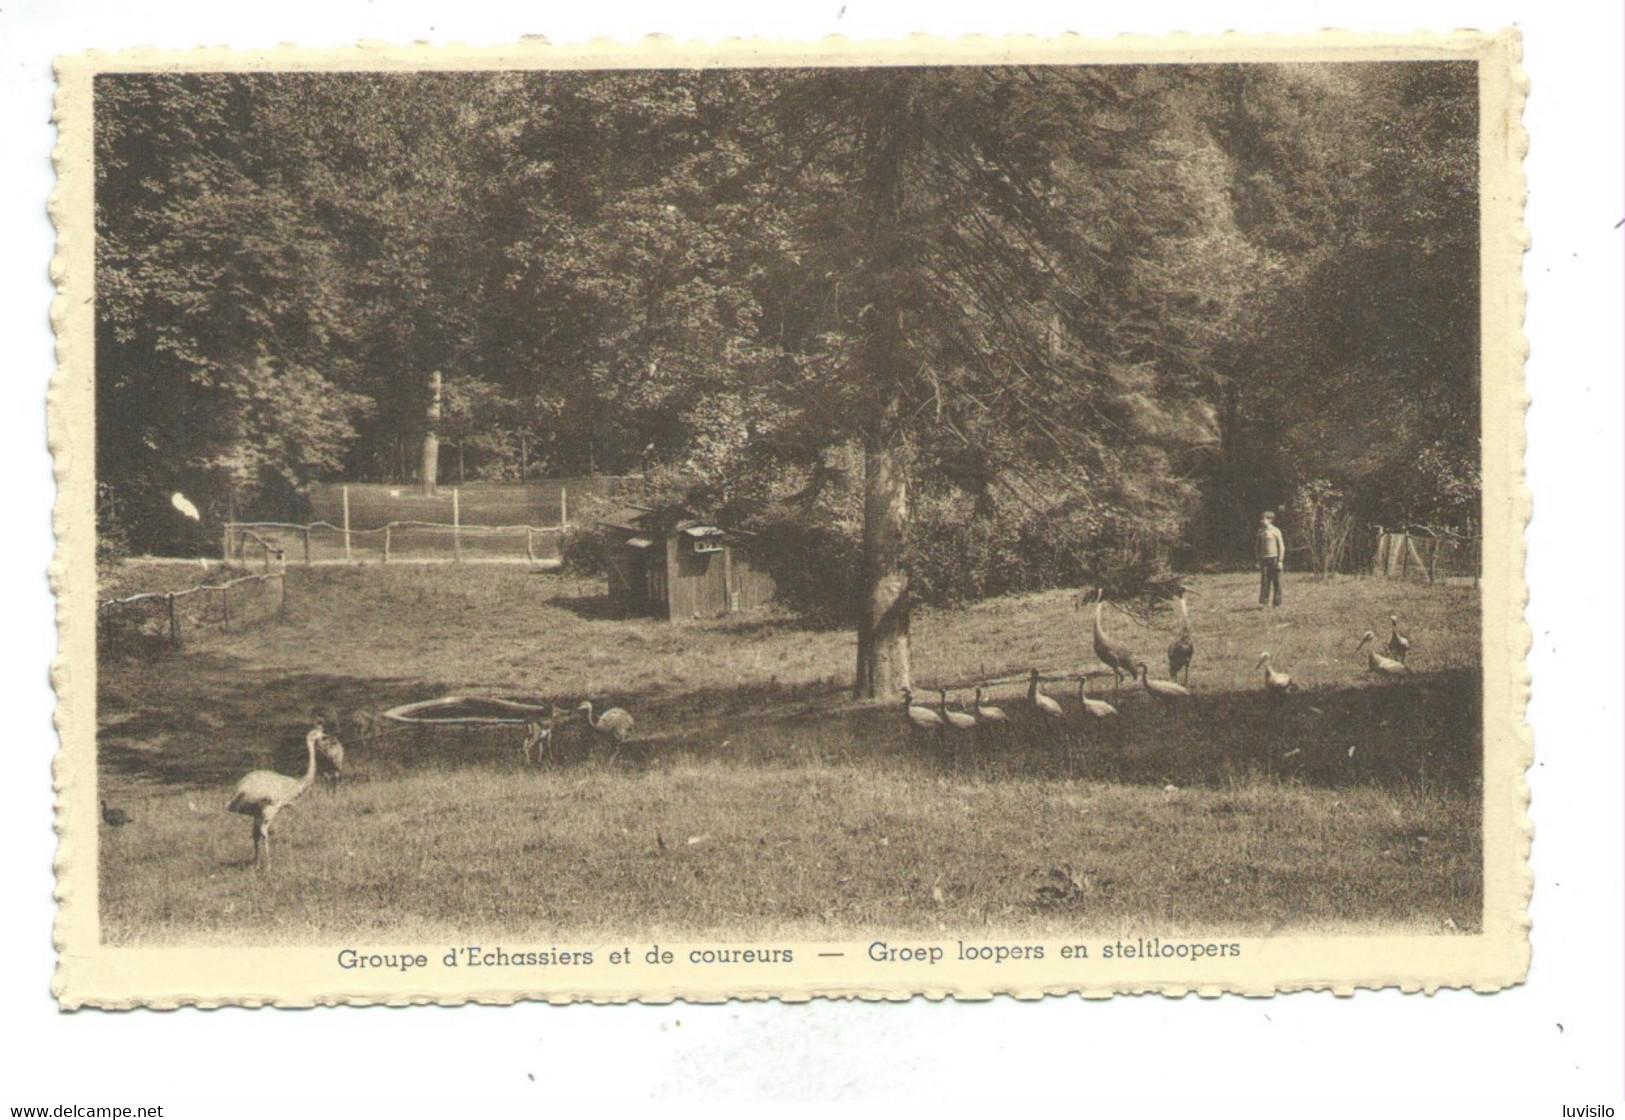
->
[52,30,1528,1007]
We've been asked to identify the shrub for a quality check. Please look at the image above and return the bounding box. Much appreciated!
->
[558,524,607,577]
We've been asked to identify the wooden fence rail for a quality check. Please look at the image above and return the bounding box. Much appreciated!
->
[98,570,288,650]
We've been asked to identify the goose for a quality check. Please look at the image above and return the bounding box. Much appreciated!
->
[972,688,1009,726]
[1135,662,1192,702]
[1076,677,1119,718]
[939,689,977,733]
[1028,669,1065,718]
[901,688,947,735]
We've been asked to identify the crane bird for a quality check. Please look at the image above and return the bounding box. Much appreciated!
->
[938,689,977,733]
[227,725,324,867]
[1028,669,1065,718]
[578,700,635,759]
[170,491,201,521]
[1135,662,1192,702]
[1255,652,1299,695]
[1076,677,1119,718]
[100,799,131,828]
[1356,631,1412,678]
[972,687,1009,728]
[1091,591,1138,688]
[1166,591,1195,685]
[1386,614,1412,663]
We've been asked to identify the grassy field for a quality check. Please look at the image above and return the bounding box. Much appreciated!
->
[97,565,1483,944]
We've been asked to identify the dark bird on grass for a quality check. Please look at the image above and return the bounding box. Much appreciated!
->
[101,799,131,828]
[227,725,324,868]
[939,689,977,734]
[1090,590,1138,688]
[1356,631,1412,678]
[1256,652,1299,695]
[1386,614,1412,662]
[972,688,1009,727]
[901,688,946,736]
[1167,590,1195,686]
[316,732,346,787]
[578,700,635,747]
[1028,669,1065,718]
[1076,677,1119,718]
[1136,662,1192,702]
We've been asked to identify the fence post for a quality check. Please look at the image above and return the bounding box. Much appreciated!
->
[525,527,535,564]
[342,485,353,562]
[221,584,230,628]
[277,571,288,616]
[166,593,179,646]
[221,524,231,563]
[560,486,568,528]
[453,488,463,561]
[1399,533,1410,581]
[383,523,392,564]
[1427,539,1439,585]
[303,526,312,566]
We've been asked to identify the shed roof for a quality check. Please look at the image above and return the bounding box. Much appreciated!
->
[600,505,655,532]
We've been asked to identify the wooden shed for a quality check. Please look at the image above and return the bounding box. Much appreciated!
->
[600,506,776,620]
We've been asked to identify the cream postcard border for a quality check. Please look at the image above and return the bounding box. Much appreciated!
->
[50,29,1529,1007]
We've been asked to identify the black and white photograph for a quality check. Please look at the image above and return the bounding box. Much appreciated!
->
[6,0,1622,1110]
[52,33,1532,1006]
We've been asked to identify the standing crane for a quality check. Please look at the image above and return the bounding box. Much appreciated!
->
[1357,632,1412,677]
[227,725,324,868]
[1091,590,1138,688]
[1166,590,1195,686]
[1076,677,1119,718]
[1255,652,1298,695]
[1135,662,1192,702]
[1386,614,1412,662]
[1028,669,1065,718]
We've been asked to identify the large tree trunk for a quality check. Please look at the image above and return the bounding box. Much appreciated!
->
[854,423,911,700]
[421,370,442,497]
[853,84,914,702]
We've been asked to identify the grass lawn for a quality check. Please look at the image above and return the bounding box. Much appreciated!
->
[96,565,1482,944]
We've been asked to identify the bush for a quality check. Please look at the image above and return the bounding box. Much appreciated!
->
[558,524,606,577]
[738,507,864,627]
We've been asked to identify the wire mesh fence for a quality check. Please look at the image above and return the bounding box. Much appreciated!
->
[97,570,288,654]
[1372,529,1481,585]
[223,520,566,565]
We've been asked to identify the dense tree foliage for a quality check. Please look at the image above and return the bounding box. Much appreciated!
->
[95,63,1481,695]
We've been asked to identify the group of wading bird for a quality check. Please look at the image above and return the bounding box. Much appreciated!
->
[217,700,635,867]
[900,588,1414,744]
[113,587,1412,867]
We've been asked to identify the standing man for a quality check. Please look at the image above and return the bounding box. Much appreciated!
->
[1256,510,1286,609]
